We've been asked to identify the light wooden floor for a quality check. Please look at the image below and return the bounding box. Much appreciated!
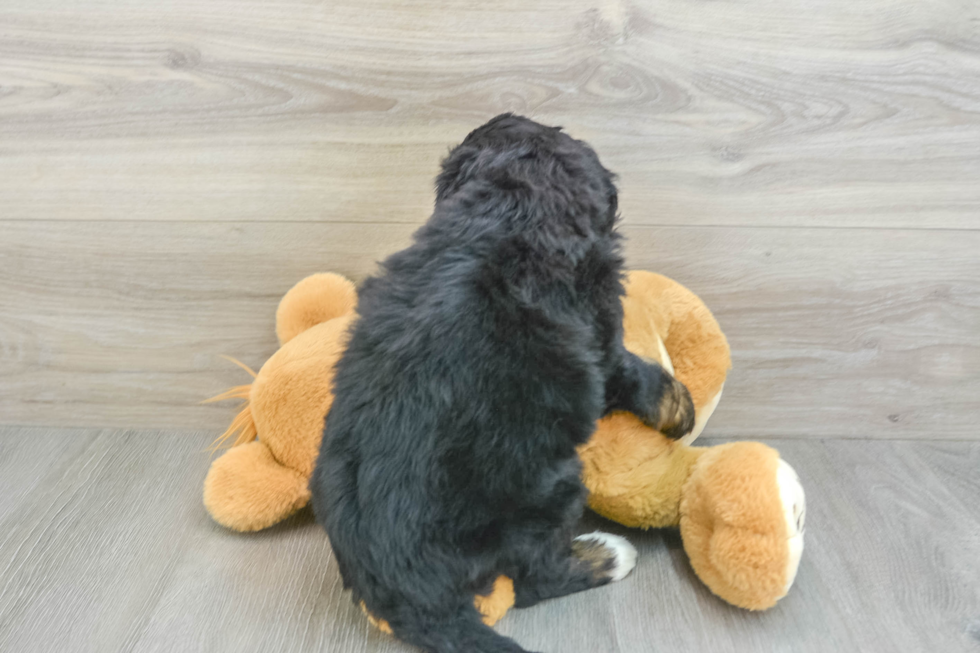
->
[1,428,978,653]
[2,0,980,651]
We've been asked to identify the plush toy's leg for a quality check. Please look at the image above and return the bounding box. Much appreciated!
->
[203,441,311,532]
[622,272,731,446]
[680,442,805,610]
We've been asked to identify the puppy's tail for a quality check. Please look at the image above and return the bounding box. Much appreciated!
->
[384,605,532,653]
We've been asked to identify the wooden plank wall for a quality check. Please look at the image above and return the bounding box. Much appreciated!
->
[2,0,979,438]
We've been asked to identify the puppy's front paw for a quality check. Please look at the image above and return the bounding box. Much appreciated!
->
[650,377,695,440]
[572,532,637,583]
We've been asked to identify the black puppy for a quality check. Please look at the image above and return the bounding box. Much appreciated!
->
[311,114,694,653]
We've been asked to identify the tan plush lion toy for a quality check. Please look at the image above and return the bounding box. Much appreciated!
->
[203,271,805,619]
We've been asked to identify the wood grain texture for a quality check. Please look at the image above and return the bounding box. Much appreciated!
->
[1,0,980,228]
[1,428,979,652]
[2,220,977,438]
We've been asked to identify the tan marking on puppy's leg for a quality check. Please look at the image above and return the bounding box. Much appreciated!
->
[656,377,695,440]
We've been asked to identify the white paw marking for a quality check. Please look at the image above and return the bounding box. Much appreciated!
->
[574,531,638,582]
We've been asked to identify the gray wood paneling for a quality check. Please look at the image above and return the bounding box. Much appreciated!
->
[1,0,979,228]
[2,221,977,438]
[2,0,979,434]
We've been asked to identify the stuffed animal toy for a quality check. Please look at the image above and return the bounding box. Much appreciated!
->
[203,271,805,619]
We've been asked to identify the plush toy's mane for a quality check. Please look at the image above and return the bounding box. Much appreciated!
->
[204,356,259,451]
[205,272,359,453]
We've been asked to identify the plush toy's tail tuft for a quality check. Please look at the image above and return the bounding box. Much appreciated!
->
[203,356,259,451]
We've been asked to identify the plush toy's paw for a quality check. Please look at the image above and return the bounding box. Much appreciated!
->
[651,376,696,440]
[203,441,312,532]
[572,532,638,582]
[776,459,806,595]
[680,442,804,610]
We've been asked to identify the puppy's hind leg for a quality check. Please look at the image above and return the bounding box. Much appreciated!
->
[512,531,637,609]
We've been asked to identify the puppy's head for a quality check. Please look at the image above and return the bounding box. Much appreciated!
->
[436,114,618,238]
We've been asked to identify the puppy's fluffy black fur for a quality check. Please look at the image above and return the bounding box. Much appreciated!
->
[311,114,694,653]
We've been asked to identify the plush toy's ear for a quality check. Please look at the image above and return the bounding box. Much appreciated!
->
[276,273,357,345]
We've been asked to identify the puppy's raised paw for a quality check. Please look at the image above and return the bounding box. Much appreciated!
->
[653,377,695,440]
[572,532,637,583]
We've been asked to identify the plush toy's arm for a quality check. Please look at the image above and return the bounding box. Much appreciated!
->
[627,273,730,407]
[579,414,705,529]
[580,272,806,612]
[621,272,731,445]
